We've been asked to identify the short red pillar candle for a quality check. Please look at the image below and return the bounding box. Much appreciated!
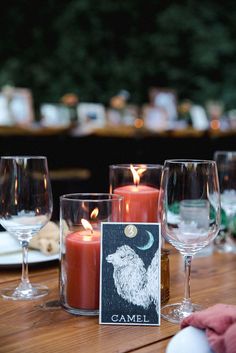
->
[114,184,159,222]
[66,229,100,310]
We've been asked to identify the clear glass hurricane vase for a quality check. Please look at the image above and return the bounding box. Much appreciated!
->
[214,151,236,253]
[0,156,53,300]
[159,159,221,324]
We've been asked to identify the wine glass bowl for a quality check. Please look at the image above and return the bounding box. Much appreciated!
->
[0,156,53,300]
[159,159,221,323]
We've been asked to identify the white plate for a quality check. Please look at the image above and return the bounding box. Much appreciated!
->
[0,231,59,267]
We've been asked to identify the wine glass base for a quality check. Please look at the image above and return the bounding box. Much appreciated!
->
[0,283,49,301]
[161,302,202,324]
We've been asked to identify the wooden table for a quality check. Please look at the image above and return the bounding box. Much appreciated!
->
[0,250,235,353]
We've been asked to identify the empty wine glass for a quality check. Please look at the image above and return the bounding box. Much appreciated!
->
[0,156,53,300]
[159,159,221,324]
[214,151,236,253]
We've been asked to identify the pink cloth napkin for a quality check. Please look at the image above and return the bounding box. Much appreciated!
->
[180,303,236,353]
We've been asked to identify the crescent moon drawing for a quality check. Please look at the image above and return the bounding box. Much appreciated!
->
[136,230,154,251]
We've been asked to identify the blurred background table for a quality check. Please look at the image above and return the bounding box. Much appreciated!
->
[1,125,236,219]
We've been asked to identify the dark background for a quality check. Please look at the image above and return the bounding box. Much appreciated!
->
[0,132,234,220]
[1,0,236,113]
[1,1,236,219]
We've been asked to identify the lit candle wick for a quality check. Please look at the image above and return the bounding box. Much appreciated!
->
[81,218,94,236]
[130,164,140,186]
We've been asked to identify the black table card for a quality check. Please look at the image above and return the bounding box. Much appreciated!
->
[99,222,161,326]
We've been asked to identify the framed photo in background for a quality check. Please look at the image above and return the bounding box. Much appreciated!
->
[77,103,106,130]
[149,87,178,122]
[106,104,139,126]
[0,94,12,125]
[142,104,169,131]
[40,103,71,127]
[0,87,35,125]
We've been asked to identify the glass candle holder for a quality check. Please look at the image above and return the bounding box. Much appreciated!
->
[161,249,170,305]
[109,164,169,304]
[109,164,163,222]
[59,193,123,316]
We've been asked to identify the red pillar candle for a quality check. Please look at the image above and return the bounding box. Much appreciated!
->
[66,230,100,310]
[114,184,159,222]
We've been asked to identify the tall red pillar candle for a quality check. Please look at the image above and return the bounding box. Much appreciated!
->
[114,184,159,222]
[66,230,100,309]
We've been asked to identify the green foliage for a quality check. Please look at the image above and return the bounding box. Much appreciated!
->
[1,0,236,110]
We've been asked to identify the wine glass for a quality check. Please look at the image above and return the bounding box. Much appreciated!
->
[0,156,53,300]
[159,159,221,324]
[214,151,236,253]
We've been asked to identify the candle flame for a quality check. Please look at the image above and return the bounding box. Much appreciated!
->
[130,164,147,186]
[130,164,139,185]
[43,174,48,189]
[90,207,99,219]
[81,218,93,233]
[137,165,147,177]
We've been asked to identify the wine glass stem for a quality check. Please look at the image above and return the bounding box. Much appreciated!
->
[20,240,30,287]
[182,255,193,311]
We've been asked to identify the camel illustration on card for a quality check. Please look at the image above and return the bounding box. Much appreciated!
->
[106,244,159,314]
